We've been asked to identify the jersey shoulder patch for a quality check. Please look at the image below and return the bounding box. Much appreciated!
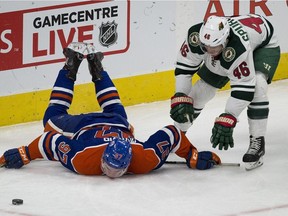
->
[187,23,204,55]
[220,31,247,69]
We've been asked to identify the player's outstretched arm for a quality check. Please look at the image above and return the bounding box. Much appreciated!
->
[0,146,31,169]
[170,127,221,170]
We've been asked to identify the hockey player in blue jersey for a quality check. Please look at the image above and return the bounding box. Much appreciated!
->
[0,42,221,178]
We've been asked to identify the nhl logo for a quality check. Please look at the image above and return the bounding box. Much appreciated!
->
[99,21,118,47]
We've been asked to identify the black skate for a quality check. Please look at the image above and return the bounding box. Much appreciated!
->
[63,42,86,81]
[86,44,104,82]
[242,136,265,170]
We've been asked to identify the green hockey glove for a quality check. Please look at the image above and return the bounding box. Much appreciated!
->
[170,93,194,123]
[210,113,237,150]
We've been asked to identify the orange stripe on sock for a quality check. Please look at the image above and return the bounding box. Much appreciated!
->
[98,92,119,104]
[51,92,72,101]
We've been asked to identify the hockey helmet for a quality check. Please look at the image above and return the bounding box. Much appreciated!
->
[199,15,230,48]
[101,138,132,178]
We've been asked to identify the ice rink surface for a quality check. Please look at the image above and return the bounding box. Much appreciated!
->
[1,79,288,216]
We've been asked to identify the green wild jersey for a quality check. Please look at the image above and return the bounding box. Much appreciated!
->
[175,14,279,117]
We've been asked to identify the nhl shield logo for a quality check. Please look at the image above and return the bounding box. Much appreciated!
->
[99,21,118,47]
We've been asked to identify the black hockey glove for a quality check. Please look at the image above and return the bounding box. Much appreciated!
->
[0,146,31,169]
[210,113,237,150]
[170,93,194,123]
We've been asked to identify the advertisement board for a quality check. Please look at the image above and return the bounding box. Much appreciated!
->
[0,0,287,126]
[0,1,130,71]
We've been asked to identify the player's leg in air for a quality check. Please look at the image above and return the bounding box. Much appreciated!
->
[87,44,128,120]
[42,42,86,128]
[0,42,87,168]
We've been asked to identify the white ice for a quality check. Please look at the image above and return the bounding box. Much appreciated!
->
[1,79,288,216]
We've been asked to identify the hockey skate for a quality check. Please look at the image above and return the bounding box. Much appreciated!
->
[63,42,86,81]
[86,44,104,82]
[242,136,265,170]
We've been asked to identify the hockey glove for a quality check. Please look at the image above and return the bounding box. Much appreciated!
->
[170,93,194,123]
[186,148,221,170]
[210,113,237,150]
[0,146,31,169]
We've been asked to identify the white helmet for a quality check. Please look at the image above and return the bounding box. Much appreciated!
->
[199,16,230,48]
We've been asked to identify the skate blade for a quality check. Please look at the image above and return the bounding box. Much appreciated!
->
[244,157,263,171]
[86,44,97,55]
[67,42,87,55]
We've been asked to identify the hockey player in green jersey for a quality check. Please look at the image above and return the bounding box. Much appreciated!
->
[170,14,280,170]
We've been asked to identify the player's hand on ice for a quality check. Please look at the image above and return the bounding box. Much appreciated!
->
[186,148,221,170]
[210,113,237,150]
[170,93,194,123]
[0,146,31,169]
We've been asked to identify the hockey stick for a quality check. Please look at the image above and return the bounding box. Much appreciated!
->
[165,161,240,167]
